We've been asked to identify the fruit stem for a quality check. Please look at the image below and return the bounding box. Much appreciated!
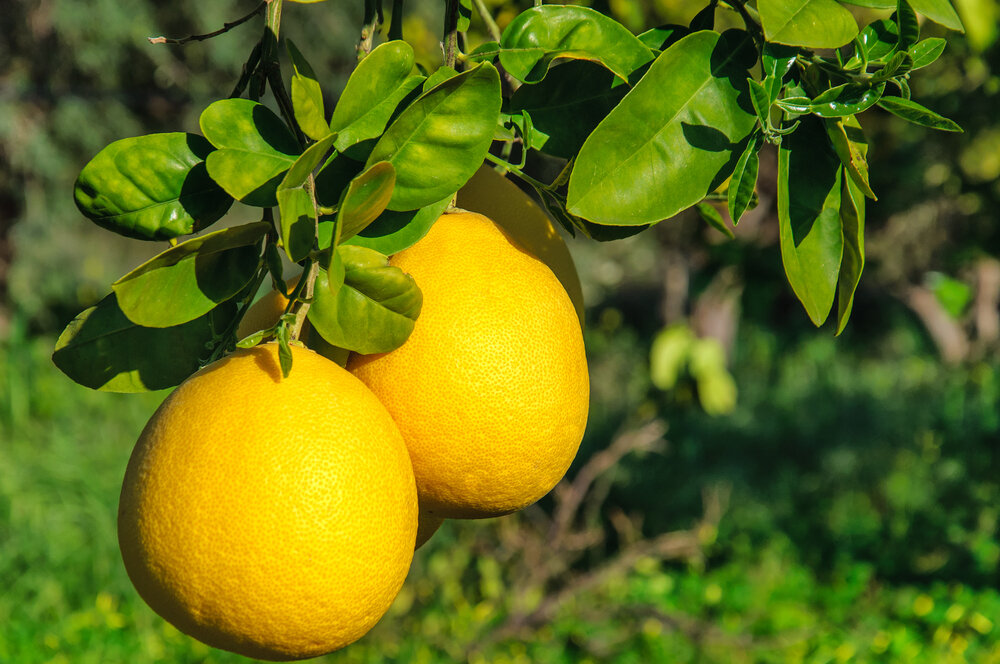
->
[484,152,554,192]
[288,260,319,342]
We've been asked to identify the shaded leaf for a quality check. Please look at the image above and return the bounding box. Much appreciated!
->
[53,295,236,392]
[74,133,232,241]
[836,174,866,334]
[342,196,451,255]
[777,117,845,326]
[508,60,626,159]
[308,245,422,354]
[277,134,338,262]
[825,115,876,199]
[201,99,301,206]
[758,0,859,48]
[567,30,757,226]
[809,82,886,117]
[728,134,761,224]
[637,24,690,50]
[499,5,654,83]
[367,63,501,211]
[112,222,267,327]
[696,202,734,238]
[895,0,921,50]
[338,161,397,242]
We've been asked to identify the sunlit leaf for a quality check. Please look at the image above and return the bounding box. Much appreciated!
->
[74,133,232,241]
[878,96,963,131]
[758,0,859,48]
[836,174,866,334]
[287,39,330,141]
[112,222,267,328]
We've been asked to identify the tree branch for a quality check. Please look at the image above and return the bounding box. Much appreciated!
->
[148,1,266,45]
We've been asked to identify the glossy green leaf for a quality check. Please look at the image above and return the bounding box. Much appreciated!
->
[74,133,232,241]
[637,25,689,50]
[112,222,267,328]
[777,117,845,326]
[728,134,762,224]
[871,51,914,82]
[840,0,894,8]
[337,161,397,241]
[457,0,472,32]
[567,30,757,226]
[762,43,799,80]
[748,79,772,125]
[878,96,963,131]
[287,40,330,141]
[53,295,236,392]
[896,0,921,50]
[909,37,947,69]
[509,61,625,159]
[277,187,318,263]
[853,19,899,64]
[758,0,859,48]
[825,115,876,199]
[909,0,964,31]
[308,245,422,354]
[499,5,655,83]
[809,82,886,117]
[836,174,866,334]
[330,41,421,151]
[277,134,337,262]
[201,99,301,207]
[423,66,460,91]
[367,63,501,211]
[342,196,451,254]
[696,202,734,238]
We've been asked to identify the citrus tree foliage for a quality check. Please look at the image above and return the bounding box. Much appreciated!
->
[54,0,964,391]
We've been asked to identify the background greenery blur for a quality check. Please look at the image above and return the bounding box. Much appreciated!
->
[2,0,999,662]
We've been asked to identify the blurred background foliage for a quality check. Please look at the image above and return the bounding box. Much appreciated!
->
[2,0,999,662]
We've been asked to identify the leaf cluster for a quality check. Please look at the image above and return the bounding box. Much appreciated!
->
[54,0,964,391]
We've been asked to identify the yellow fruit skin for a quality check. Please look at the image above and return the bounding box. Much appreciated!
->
[235,276,300,341]
[118,344,417,661]
[348,212,590,519]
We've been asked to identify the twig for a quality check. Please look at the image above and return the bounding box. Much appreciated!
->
[388,0,404,41]
[149,1,266,45]
[289,260,318,342]
[471,0,502,43]
[358,0,382,58]
[443,0,460,68]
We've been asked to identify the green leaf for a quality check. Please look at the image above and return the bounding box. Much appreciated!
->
[909,0,964,31]
[457,0,472,32]
[695,202,734,238]
[728,134,761,224]
[909,37,947,69]
[748,79,772,125]
[855,19,899,63]
[871,51,914,82]
[330,41,421,151]
[809,82,886,117]
[276,134,338,262]
[342,196,451,254]
[896,0,921,50]
[112,222,267,328]
[201,99,301,207]
[366,63,501,211]
[567,30,757,226]
[508,60,626,159]
[337,161,397,242]
[423,66,459,91]
[637,25,690,50]
[762,43,799,80]
[836,173,866,334]
[287,40,330,141]
[825,115,876,199]
[499,5,655,83]
[277,187,319,263]
[307,245,422,354]
[52,295,236,392]
[314,153,365,208]
[74,133,232,241]
[758,0,859,48]
[777,117,845,326]
[877,96,963,131]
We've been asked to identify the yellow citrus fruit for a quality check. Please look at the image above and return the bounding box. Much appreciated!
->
[456,165,584,324]
[348,211,590,519]
[118,343,417,661]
